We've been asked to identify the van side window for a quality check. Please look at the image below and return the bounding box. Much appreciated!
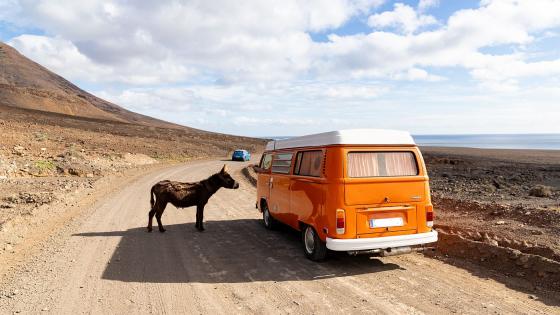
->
[347,151,418,177]
[271,153,293,174]
[260,153,273,170]
[294,150,323,177]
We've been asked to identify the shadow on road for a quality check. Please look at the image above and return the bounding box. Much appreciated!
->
[74,219,403,283]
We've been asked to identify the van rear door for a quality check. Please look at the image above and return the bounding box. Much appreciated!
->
[344,150,426,235]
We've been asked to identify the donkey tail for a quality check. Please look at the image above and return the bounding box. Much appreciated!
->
[150,185,156,208]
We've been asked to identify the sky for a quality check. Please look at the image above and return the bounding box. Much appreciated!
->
[1,0,560,137]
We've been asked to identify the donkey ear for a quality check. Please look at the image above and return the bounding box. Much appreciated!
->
[221,164,227,173]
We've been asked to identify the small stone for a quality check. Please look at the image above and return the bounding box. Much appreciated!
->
[509,249,521,259]
[528,295,536,300]
[495,220,506,225]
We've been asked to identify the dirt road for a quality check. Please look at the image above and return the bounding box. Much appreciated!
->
[1,160,558,314]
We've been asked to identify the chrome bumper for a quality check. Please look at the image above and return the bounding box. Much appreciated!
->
[326,231,438,252]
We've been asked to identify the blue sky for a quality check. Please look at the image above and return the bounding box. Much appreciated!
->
[1,0,560,137]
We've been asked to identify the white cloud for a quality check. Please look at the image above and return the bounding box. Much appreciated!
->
[393,68,445,81]
[368,3,437,34]
[8,34,195,85]
[320,0,560,88]
[2,0,385,84]
[7,34,112,81]
[418,0,439,12]
[2,0,560,135]
[6,0,560,89]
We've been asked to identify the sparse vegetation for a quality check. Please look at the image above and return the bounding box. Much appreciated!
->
[529,185,553,198]
[33,160,55,172]
[33,132,48,142]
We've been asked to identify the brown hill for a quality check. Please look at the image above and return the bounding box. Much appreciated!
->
[0,41,180,128]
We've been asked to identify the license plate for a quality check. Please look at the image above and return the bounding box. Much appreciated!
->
[369,217,404,228]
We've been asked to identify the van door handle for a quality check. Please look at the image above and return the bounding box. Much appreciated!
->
[269,177,273,189]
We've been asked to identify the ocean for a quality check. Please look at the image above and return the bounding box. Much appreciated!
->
[413,134,560,150]
[264,134,560,150]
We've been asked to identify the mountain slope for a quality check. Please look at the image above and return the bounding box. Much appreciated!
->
[0,42,180,128]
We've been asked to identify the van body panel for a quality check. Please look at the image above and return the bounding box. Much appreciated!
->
[290,178,326,229]
[344,180,427,205]
[255,130,437,256]
[269,173,294,227]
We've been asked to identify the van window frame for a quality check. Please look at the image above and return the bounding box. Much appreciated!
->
[271,151,294,174]
[293,149,324,178]
[258,152,273,171]
[346,150,420,178]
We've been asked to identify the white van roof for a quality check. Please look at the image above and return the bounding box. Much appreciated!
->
[265,129,415,151]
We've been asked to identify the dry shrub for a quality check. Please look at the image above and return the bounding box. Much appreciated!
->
[529,185,553,198]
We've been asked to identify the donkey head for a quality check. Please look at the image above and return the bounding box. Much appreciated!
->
[217,165,239,189]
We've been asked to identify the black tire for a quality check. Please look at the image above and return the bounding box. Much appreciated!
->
[302,225,327,261]
[262,202,276,230]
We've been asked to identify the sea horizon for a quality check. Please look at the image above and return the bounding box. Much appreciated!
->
[260,133,560,151]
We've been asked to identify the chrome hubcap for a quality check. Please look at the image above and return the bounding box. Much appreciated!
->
[304,227,315,253]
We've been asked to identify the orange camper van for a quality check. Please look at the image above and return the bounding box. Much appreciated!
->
[255,129,438,261]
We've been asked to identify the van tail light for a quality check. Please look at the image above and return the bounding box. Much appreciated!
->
[426,205,434,227]
[336,209,345,234]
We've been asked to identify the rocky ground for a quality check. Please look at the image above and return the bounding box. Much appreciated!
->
[421,147,560,291]
[0,105,265,253]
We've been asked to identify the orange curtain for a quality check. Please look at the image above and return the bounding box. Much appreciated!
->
[348,152,379,177]
[384,152,417,176]
[348,152,417,177]
[298,151,322,176]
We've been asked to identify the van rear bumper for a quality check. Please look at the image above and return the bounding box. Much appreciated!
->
[326,231,438,251]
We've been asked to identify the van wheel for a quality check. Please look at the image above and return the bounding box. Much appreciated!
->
[262,203,276,230]
[302,225,327,261]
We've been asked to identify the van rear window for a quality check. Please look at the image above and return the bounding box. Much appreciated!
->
[272,153,293,174]
[347,152,418,177]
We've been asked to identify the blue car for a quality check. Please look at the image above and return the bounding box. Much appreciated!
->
[232,149,251,161]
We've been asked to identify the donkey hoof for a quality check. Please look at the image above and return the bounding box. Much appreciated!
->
[159,228,166,233]
[147,227,153,233]
[196,227,205,232]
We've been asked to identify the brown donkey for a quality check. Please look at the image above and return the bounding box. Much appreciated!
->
[148,165,239,232]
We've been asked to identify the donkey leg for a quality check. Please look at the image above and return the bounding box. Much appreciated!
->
[147,207,156,232]
[195,204,205,231]
[155,202,167,233]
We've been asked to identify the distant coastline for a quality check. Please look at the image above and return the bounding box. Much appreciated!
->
[261,134,560,151]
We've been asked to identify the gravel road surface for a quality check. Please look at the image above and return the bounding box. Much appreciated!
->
[1,160,558,314]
